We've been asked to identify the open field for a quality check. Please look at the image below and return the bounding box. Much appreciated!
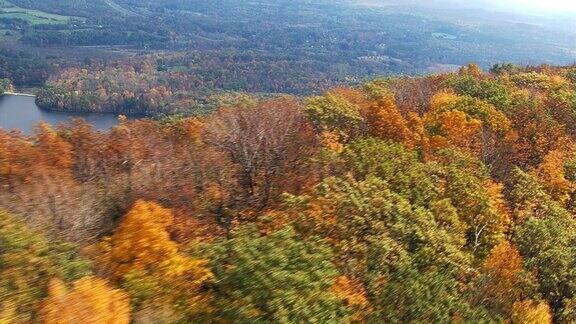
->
[0,0,80,25]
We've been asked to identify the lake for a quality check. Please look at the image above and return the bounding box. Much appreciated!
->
[0,94,121,134]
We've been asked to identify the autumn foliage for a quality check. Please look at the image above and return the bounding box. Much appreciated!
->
[4,63,576,322]
[41,277,131,324]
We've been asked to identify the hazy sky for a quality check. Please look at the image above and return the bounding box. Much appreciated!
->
[482,0,576,14]
[398,0,576,15]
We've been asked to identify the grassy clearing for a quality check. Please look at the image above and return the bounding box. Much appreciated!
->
[0,1,81,25]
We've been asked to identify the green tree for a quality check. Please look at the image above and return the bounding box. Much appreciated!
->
[513,211,576,318]
[306,94,364,142]
[373,263,497,323]
[511,170,576,319]
[284,171,485,321]
[446,75,514,111]
[204,226,349,323]
[508,168,555,222]
[341,138,440,207]
[0,210,90,323]
[300,176,469,283]
[436,149,511,256]
[341,139,510,256]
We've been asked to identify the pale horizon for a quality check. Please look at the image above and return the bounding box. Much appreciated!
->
[485,0,576,14]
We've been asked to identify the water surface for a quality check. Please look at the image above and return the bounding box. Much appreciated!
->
[0,94,121,133]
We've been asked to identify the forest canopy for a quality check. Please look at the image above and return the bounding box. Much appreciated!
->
[3,63,576,322]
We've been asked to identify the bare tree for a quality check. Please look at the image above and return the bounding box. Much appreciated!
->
[203,97,309,210]
[0,175,113,243]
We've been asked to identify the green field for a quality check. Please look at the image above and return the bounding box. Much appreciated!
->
[0,0,79,25]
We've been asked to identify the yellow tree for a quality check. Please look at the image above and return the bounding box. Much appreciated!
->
[436,150,511,255]
[96,200,213,318]
[331,276,371,321]
[536,149,575,205]
[427,92,513,164]
[511,300,553,324]
[41,277,130,324]
[104,200,180,278]
[477,241,531,315]
[430,92,460,111]
[427,92,479,154]
[406,112,433,159]
[459,63,483,78]
[320,131,345,153]
[363,96,413,147]
[425,110,483,155]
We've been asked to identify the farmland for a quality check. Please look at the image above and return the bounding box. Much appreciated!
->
[0,0,79,25]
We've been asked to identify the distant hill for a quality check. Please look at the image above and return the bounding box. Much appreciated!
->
[0,0,575,91]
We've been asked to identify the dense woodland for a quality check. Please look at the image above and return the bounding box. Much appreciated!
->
[3,64,576,322]
[35,54,341,116]
[0,49,54,87]
[1,0,576,97]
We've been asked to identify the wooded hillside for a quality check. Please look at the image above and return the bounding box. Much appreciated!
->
[3,64,576,322]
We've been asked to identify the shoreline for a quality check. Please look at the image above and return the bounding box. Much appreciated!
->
[3,92,36,97]
[37,105,148,119]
